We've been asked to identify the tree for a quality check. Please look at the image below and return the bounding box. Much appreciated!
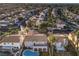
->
[47,17,56,27]
[76,30,79,36]
[4,32,10,35]
[18,17,24,21]
[38,22,48,33]
[48,34,56,56]
[25,27,29,33]
[48,34,56,44]
[47,8,56,27]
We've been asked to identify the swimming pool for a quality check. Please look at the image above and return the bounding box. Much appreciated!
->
[22,50,39,56]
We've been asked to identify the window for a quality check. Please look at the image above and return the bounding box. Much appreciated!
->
[39,48,42,51]
[43,48,46,52]
[34,43,35,46]
[34,48,37,51]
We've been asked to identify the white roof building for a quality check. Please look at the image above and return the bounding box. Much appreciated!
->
[0,34,23,51]
[24,33,48,52]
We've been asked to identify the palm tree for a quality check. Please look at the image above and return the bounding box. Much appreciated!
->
[25,27,29,33]
[48,34,56,44]
[48,34,56,56]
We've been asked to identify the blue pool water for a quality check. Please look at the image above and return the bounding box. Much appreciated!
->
[22,50,39,56]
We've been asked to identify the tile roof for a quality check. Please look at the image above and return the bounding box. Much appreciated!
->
[0,35,20,43]
[24,34,47,42]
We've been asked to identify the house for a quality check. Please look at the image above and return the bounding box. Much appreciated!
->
[24,34,48,52]
[56,23,65,29]
[39,12,45,20]
[75,15,79,20]
[56,20,65,29]
[0,20,10,31]
[55,41,65,52]
[0,34,23,51]
[52,9,57,17]
[0,20,9,27]
[53,34,68,52]
[36,20,42,26]
[30,16,37,21]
